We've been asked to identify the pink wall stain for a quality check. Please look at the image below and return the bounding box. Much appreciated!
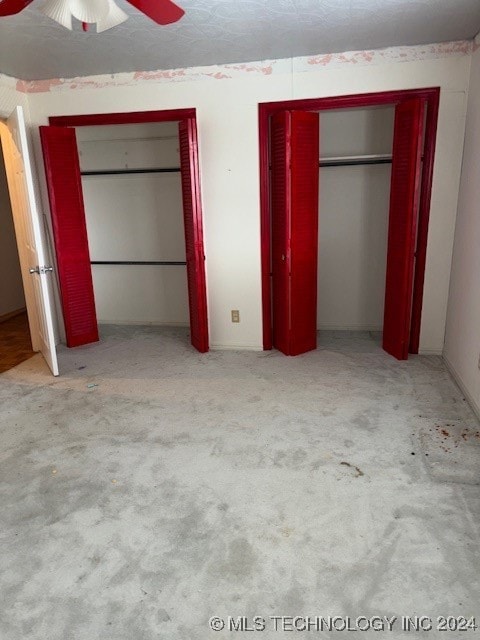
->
[15,79,29,93]
[134,69,187,81]
[223,63,274,75]
[15,40,473,94]
[306,40,472,69]
[308,54,333,66]
[436,41,472,55]
[360,51,374,62]
[18,78,64,93]
[205,72,231,80]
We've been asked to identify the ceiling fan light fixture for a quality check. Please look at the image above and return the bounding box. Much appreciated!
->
[96,0,127,32]
[36,0,185,32]
[41,0,72,29]
[69,0,109,23]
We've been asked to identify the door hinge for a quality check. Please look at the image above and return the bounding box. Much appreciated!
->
[29,265,54,275]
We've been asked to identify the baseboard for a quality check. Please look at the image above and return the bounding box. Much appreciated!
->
[0,307,26,323]
[97,320,189,327]
[443,354,480,422]
[210,343,263,351]
[317,324,383,332]
[418,348,443,356]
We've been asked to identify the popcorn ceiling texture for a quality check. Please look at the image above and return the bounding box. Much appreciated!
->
[2,40,473,94]
[0,0,479,80]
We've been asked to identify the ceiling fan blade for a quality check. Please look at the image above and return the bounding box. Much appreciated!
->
[0,0,34,16]
[125,0,184,25]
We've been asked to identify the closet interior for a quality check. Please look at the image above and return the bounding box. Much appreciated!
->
[268,98,428,359]
[76,122,189,328]
[317,106,394,337]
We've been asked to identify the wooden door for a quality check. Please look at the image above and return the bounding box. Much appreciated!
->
[1,107,59,374]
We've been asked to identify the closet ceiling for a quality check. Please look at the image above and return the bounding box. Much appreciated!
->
[1,0,480,81]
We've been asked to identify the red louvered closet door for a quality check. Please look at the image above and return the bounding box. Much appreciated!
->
[271,110,319,356]
[178,119,209,353]
[271,111,291,354]
[383,99,425,360]
[40,126,99,348]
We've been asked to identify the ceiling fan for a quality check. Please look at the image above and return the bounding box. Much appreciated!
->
[0,0,185,32]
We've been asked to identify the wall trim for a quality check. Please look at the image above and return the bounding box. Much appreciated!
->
[210,343,263,351]
[49,108,196,127]
[418,348,443,356]
[0,307,26,323]
[41,107,209,353]
[259,87,440,355]
[443,354,480,422]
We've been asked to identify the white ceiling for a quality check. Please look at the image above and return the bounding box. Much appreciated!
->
[1,0,480,81]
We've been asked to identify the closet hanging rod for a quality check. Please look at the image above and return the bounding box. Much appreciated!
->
[320,158,392,168]
[269,153,423,169]
[81,167,181,176]
[321,153,391,162]
[91,260,186,266]
[268,154,393,170]
[320,153,392,168]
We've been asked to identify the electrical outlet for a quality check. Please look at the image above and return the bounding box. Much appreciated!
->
[231,310,240,323]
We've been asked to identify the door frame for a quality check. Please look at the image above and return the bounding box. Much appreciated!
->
[47,108,209,351]
[259,88,440,352]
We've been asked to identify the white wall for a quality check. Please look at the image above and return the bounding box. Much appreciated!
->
[24,43,471,352]
[318,107,394,330]
[0,147,25,317]
[444,43,480,416]
[0,74,28,118]
[76,123,189,325]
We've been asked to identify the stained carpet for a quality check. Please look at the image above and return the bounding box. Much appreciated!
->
[0,326,479,639]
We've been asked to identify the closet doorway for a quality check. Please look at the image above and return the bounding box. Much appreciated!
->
[259,88,440,360]
[40,109,209,353]
[0,107,58,375]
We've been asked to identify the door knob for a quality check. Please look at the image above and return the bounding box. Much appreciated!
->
[29,265,53,275]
